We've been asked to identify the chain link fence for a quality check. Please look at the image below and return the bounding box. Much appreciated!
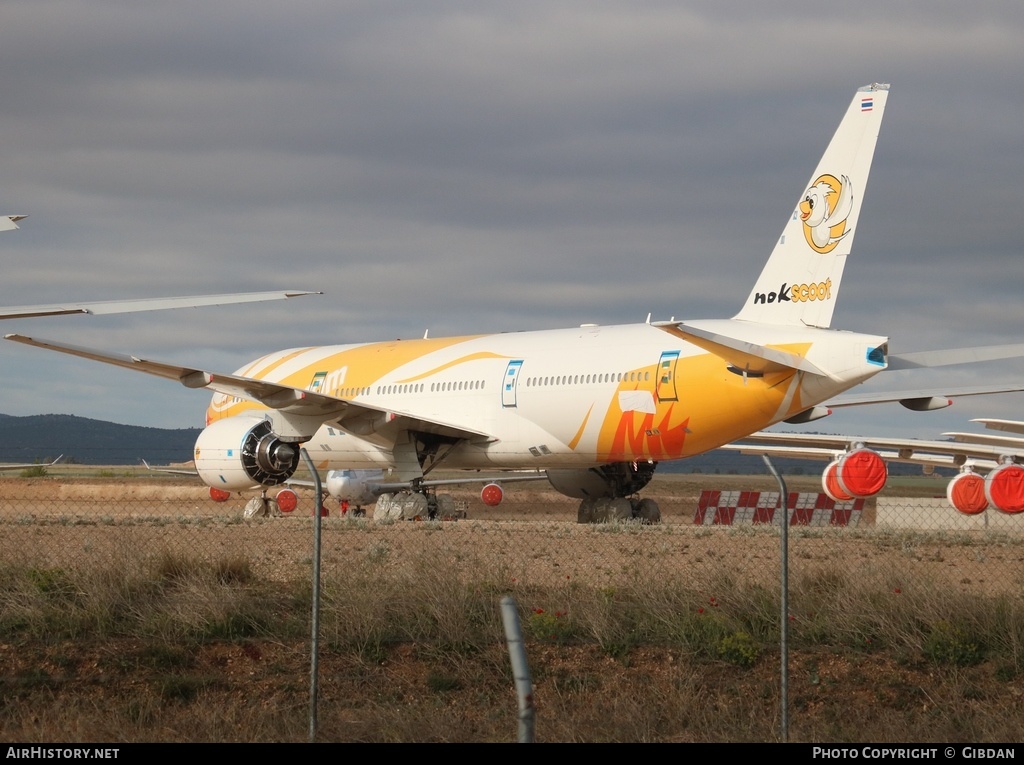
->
[1,468,1021,598]
[2,465,1022,741]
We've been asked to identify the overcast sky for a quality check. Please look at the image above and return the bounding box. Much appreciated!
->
[2,1,1024,446]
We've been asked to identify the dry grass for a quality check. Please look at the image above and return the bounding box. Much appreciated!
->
[0,546,1021,742]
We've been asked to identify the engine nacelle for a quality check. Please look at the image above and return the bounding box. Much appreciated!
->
[194,416,300,491]
[325,469,383,506]
[899,396,953,412]
[547,461,657,499]
[984,463,1024,514]
[481,483,503,506]
[276,488,299,513]
[821,448,887,502]
[947,471,987,515]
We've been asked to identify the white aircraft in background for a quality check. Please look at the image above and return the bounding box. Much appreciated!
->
[10,83,1024,522]
[726,416,1024,517]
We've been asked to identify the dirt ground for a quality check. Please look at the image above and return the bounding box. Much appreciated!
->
[0,472,1019,594]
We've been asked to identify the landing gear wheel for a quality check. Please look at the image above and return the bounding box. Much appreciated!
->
[633,498,662,524]
[577,498,598,524]
[243,492,277,519]
[607,498,633,521]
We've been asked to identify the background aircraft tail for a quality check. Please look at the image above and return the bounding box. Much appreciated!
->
[733,84,889,329]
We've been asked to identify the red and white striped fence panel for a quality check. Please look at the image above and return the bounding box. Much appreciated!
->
[695,490,864,527]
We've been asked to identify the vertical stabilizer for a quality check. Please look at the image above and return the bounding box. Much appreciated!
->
[733,84,889,328]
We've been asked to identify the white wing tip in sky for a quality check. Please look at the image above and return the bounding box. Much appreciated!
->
[0,215,27,231]
[0,290,322,320]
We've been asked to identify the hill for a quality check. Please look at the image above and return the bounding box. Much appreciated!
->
[0,413,201,465]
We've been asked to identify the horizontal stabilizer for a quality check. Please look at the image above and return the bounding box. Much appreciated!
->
[654,320,828,376]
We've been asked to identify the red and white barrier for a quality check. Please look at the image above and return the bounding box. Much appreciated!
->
[696,490,864,527]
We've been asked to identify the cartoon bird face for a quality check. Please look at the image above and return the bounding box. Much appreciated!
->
[799,182,835,227]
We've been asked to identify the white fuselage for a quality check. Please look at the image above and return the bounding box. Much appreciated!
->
[207,320,888,474]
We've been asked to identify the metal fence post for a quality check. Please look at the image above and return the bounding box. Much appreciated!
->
[500,595,535,742]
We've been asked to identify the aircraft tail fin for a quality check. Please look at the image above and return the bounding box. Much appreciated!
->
[733,84,889,328]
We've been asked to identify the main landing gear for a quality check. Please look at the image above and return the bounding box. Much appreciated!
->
[547,461,662,524]
[576,496,661,524]
[372,491,466,521]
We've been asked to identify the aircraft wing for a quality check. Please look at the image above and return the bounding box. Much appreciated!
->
[888,345,1024,369]
[971,418,1024,436]
[0,455,63,472]
[825,383,1024,411]
[723,442,971,471]
[0,215,27,232]
[4,334,495,443]
[0,290,319,320]
[141,459,199,477]
[725,430,1014,469]
[285,470,549,493]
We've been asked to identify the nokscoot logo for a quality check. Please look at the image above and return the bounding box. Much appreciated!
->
[753,279,832,305]
[800,173,854,253]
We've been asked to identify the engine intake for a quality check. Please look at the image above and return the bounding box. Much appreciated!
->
[195,416,301,490]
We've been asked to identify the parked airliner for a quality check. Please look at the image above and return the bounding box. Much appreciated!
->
[10,84,1024,522]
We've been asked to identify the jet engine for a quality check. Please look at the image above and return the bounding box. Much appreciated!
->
[481,483,503,506]
[983,462,1024,514]
[194,416,300,490]
[547,461,657,499]
[324,469,382,506]
[946,470,988,515]
[821,448,887,502]
[275,487,299,513]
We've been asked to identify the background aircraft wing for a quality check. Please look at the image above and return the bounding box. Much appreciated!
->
[971,418,1024,436]
[0,215,27,232]
[5,334,495,442]
[0,290,319,320]
[285,471,548,493]
[0,455,63,472]
[888,344,1024,369]
[722,441,970,471]
[725,430,1015,469]
[825,383,1024,411]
